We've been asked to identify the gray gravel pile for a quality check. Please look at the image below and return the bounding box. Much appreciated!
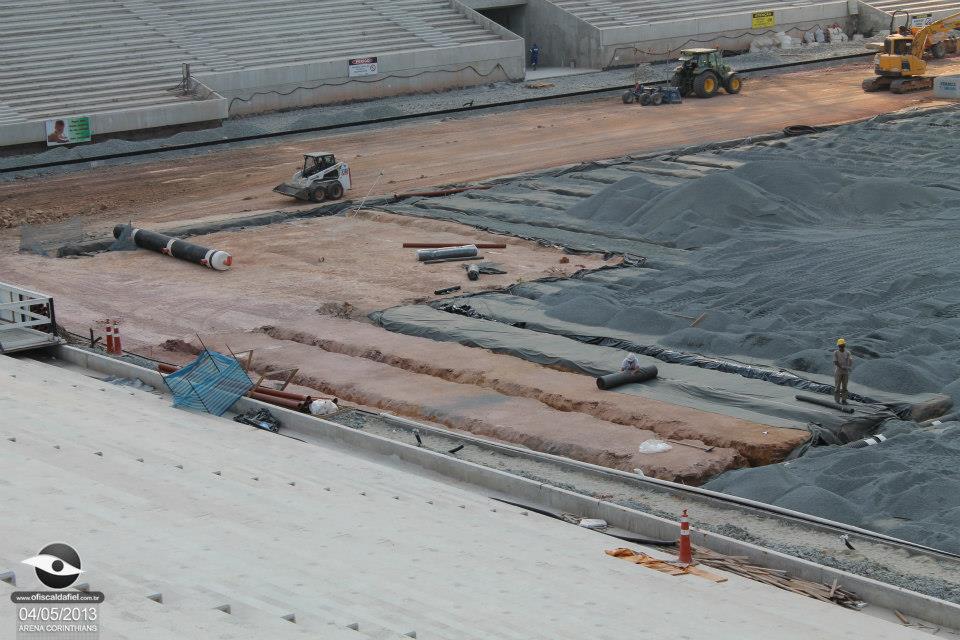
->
[706,420,960,553]
[387,109,960,401]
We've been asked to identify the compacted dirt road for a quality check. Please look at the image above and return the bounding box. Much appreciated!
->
[2,59,958,229]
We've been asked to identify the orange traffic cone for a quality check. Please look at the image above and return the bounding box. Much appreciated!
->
[104,321,115,354]
[678,509,692,566]
[112,319,122,355]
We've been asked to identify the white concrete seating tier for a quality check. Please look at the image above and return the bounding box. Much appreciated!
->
[864,0,960,14]
[549,0,827,27]
[0,0,505,125]
[0,354,933,640]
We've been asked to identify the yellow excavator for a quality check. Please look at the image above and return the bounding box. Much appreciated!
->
[863,9,960,93]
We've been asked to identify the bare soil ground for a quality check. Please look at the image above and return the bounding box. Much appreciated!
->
[5,59,942,482]
[3,60,958,230]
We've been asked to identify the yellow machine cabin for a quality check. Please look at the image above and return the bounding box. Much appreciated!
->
[863,9,960,93]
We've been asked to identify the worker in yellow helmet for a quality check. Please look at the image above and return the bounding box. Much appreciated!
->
[833,338,853,405]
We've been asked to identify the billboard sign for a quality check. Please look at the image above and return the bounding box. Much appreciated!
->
[44,116,92,146]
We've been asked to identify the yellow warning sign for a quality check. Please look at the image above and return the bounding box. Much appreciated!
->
[751,10,775,29]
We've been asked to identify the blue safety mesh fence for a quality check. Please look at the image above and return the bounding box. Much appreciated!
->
[163,350,253,416]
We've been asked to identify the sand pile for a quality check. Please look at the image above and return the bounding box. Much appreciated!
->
[706,420,960,553]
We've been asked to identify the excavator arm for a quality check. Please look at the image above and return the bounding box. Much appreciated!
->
[912,10,960,57]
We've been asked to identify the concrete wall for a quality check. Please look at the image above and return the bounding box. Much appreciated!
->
[524,0,601,69]
[597,2,855,67]
[196,37,524,117]
[0,96,227,148]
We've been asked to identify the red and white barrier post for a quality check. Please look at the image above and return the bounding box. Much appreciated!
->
[111,319,122,355]
[102,320,115,354]
[678,508,692,566]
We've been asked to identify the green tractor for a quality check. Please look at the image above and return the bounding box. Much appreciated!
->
[671,48,742,98]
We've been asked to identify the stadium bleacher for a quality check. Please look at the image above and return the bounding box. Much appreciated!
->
[549,0,830,27]
[525,0,853,68]
[0,0,520,147]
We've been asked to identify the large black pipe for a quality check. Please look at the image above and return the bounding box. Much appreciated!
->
[113,225,232,271]
[416,245,478,262]
[596,366,658,390]
[795,394,855,414]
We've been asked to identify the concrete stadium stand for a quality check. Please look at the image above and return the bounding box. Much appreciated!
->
[55,345,960,632]
[525,0,855,68]
[196,40,524,117]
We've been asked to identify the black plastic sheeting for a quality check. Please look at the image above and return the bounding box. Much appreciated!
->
[435,299,881,405]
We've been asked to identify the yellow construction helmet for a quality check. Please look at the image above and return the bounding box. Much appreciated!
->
[837,338,846,346]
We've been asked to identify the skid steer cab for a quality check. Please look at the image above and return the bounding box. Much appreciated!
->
[273,152,352,202]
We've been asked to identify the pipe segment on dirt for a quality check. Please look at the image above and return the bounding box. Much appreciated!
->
[596,366,658,390]
[416,245,478,262]
[113,224,233,271]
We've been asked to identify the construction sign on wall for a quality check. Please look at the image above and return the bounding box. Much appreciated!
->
[44,116,91,146]
[911,13,934,27]
[348,56,379,77]
[751,10,775,29]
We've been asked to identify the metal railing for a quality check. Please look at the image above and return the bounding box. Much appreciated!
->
[0,281,58,354]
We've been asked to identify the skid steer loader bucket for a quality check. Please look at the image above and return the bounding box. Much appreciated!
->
[273,182,311,200]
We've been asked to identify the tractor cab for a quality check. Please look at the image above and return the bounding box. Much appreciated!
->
[678,48,721,71]
[302,152,337,178]
[672,48,740,98]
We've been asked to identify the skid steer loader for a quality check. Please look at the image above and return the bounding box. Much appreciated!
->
[273,152,352,202]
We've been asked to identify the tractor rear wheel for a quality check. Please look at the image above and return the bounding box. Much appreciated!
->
[694,72,720,98]
[622,91,635,104]
[651,92,663,106]
[309,187,327,203]
[327,182,345,200]
[724,73,742,94]
[639,92,652,106]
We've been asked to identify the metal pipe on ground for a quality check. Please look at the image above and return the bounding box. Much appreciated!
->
[596,366,658,390]
[795,394,855,414]
[248,391,306,412]
[421,255,484,265]
[113,224,232,271]
[403,242,507,249]
[416,245,478,262]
